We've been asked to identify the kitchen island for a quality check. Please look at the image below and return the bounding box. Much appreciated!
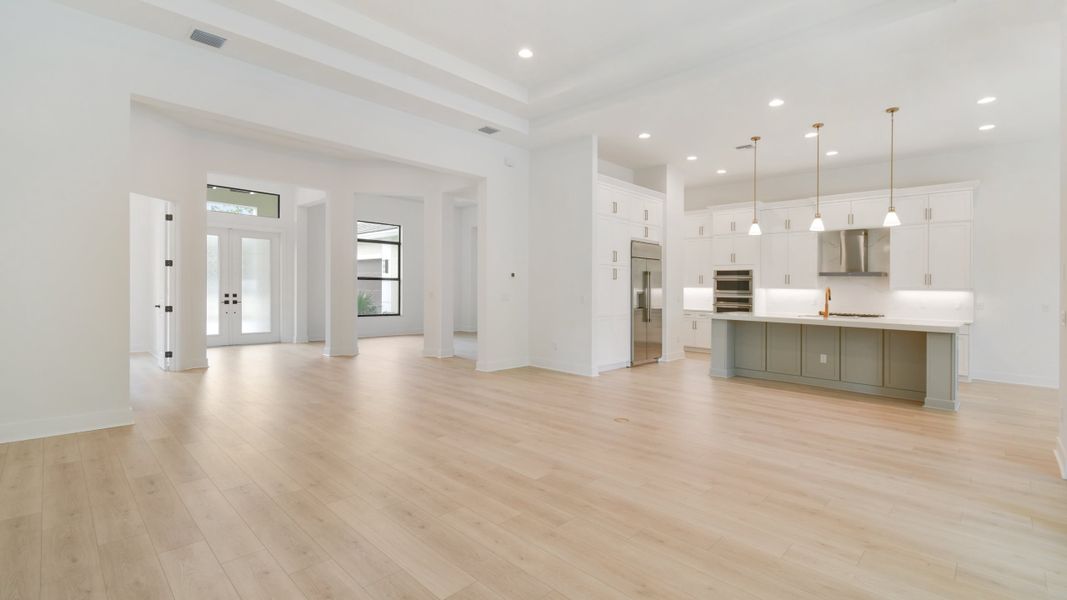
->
[710,313,969,411]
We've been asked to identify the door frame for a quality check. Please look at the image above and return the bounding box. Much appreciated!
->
[207,227,282,347]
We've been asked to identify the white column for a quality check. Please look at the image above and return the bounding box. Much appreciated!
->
[423,188,455,357]
[324,191,358,356]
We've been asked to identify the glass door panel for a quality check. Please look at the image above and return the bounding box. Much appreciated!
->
[240,236,272,334]
[206,234,221,337]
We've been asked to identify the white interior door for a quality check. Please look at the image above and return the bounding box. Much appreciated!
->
[207,228,281,346]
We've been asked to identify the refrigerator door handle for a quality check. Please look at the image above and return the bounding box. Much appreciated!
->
[643,270,651,323]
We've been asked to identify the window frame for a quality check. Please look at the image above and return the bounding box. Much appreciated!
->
[206,184,281,219]
[356,220,402,317]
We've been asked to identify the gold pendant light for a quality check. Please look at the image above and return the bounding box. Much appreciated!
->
[748,135,762,236]
[883,107,902,227]
[809,122,825,232]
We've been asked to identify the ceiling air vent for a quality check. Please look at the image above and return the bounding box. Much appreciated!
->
[735,143,754,151]
[478,126,500,135]
[190,29,227,49]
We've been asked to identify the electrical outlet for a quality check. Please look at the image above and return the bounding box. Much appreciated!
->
[819,353,828,364]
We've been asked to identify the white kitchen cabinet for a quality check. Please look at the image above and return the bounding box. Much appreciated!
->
[889,225,928,290]
[850,197,890,229]
[893,195,928,225]
[927,222,971,290]
[958,331,970,380]
[890,222,971,291]
[595,216,629,266]
[684,210,710,238]
[928,191,972,223]
[712,209,752,236]
[759,208,790,234]
[684,238,713,287]
[630,223,662,243]
[595,264,631,317]
[631,195,663,227]
[597,185,630,218]
[818,201,852,230]
[713,233,760,267]
[761,231,818,288]
[788,205,817,231]
[682,312,711,350]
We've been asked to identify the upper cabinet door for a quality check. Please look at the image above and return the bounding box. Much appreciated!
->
[819,201,851,230]
[889,224,928,290]
[732,234,760,266]
[597,185,628,218]
[788,205,817,231]
[893,195,927,226]
[711,210,736,236]
[787,232,820,289]
[684,211,709,238]
[850,197,889,229]
[759,207,789,234]
[712,236,734,266]
[928,191,972,223]
[642,198,663,227]
[760,233,789,287]
[927,222,971,290]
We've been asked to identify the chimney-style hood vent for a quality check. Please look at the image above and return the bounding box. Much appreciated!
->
[818,228,890,277]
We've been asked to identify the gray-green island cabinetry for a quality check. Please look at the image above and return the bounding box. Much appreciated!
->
[710,314,967,410]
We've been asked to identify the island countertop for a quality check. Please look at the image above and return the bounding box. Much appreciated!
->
[710,312,970,334]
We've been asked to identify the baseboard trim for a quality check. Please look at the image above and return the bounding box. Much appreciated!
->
[423,347,456,359]
[322,346,358,357]
[173,356,208,371]
[1055,436,1067,480]
[0,407,134,444]
[661,351,688,362]
[969,370,1058,389]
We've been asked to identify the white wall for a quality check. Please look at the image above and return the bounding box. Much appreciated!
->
[687,138,1061,388]
[0,0,530,441]
[455,204,479,332]
[530,136,597,375]
[310,195,425,339]
[1057,0,1066,478]
[598,159,635,183]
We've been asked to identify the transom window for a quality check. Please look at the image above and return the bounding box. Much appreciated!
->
[357,221,401,316]
[206,185,280,218]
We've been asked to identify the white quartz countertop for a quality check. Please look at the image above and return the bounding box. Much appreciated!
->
[710,312,970,333]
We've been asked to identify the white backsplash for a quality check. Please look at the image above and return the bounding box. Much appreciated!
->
[757,277,974,321]
[683,288,716,311]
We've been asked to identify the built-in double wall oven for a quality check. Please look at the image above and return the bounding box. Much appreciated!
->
[713,269,753,313]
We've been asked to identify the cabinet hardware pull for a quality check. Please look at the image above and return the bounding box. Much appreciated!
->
[644,209,649,221]
[612,250,617,262]
[698,274,703,284]
[692,321,697,330]
[786,219,791,230]
[613,268,617,281]
[612,201,617,214]
[698,225,704,235]
[644,226,649,238]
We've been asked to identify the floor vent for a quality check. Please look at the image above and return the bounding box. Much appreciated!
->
[190,29,227,49]
[478,126,500,135]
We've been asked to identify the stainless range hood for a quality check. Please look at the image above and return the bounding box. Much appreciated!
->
[818,229,890,277]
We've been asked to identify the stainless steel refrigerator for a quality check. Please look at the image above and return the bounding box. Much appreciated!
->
[631,241,663,366]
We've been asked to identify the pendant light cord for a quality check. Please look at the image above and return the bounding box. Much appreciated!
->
[816,125,821,214]
[751,136,759,220]
[888,108,897,210]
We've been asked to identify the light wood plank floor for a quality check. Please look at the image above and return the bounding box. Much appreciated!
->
[2,336,1066,599]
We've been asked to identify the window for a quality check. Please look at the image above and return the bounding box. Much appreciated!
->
[206,185,280,218]
[357,221,401,316]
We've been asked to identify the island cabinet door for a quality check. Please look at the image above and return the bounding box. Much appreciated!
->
[766,323,801,375]
[840,328,884,386]
[733,321,766,371]
[801,325,840,381]
[884,330,927,392]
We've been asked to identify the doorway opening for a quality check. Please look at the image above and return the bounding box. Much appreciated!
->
[129,193,174,370]
[454,201,478,360]
[206,228,281,346]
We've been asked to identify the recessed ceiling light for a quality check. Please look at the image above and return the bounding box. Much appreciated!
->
[977,96,997,105]
[978,124,996,131]
[637,132,651,139]
[825,150,839,156]
[716,169,727,175]
[686,155,698,161]
[768,98,785,108]
[517,47,533,59]
[248,191,256,194]
[804,132,818,139]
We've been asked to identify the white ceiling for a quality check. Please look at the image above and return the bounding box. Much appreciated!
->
[68,0,1060,186]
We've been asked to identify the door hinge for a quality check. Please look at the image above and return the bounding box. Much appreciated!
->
[164,305,174,312]
[164,351,173,358]
[164,259,173,267]
[165,213,174,221]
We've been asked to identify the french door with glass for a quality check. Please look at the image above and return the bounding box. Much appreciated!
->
[206,228,281,346]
